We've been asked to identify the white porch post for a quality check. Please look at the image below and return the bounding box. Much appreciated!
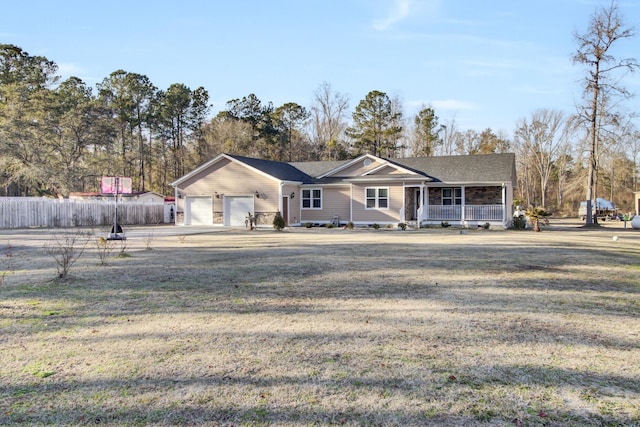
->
[401,182,406,223]
[422,184,428,224]
[460,186,465,222]
[502,183,507,224]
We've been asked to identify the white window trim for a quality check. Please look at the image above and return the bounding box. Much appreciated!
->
[365,187,390,210]
[301,188,323,210]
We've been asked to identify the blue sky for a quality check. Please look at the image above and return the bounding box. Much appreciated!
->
[2,0,639,134]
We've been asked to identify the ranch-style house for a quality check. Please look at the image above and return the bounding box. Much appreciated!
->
[170,152,517,229]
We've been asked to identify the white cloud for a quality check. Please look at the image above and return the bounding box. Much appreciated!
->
[372,0,444,31]
[55,62,103,84]
[406,99,476,113]
[373,0,413,31]
[431,99,477,111]
[57,62,85,77]
[517,85,560,95]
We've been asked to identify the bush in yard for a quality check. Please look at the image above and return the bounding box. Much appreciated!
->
[305,222,313,228]
[95,236,114,266]
[45,230,91,280]
[346,222,354,229]
[372,223,380,229]
[273,211,285,231]
[511,215,527,230]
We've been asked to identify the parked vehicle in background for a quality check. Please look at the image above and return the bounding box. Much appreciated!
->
[578,198,619,221]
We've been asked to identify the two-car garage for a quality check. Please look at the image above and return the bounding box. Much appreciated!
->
[183,195,254,226]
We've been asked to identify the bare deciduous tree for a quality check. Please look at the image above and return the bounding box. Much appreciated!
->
[308,82,350,160]
[573,0,638,224]
[514,109,568,208]
[438,117,459,156]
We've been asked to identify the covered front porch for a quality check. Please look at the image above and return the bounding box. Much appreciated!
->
[402,184,512,228]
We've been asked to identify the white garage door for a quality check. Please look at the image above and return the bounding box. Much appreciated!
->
[225,196,254,226]
[185,196,212,225]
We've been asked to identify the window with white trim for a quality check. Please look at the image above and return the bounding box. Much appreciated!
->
[365,187,389,209]
[442,188,462,205]
[302,188,322,209]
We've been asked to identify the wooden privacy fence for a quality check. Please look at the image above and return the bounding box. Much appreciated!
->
[0,198,165,229]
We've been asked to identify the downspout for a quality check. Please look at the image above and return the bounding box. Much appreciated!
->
[350,183,353,222]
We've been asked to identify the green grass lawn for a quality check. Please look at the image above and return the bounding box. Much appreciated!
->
[0,225,639,426]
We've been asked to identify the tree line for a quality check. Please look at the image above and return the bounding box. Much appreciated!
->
[0,1,637,215]
[0,46,509,196]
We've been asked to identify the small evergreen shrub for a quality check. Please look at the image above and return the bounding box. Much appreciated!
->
[273,211,285,231]
[398,223,407,230]
[372,223,380,229]
[441,221,450,228]
[326,223,334,229]
[512,215,527,230]
[305,222,313,228]
[346,222,354,230]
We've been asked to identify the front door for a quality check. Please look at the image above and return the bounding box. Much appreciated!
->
[282,196,289,225]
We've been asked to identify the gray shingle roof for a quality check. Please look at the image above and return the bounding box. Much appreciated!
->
[288,160,350,178]
[391,153,516,184]
[227,154,316,184]
[228,153,516,186]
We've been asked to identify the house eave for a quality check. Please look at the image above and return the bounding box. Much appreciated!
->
[300,182,350,187]
[427,181,510,186]
[344,176,432,183]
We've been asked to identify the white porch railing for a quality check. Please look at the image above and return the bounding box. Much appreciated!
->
[464,205,503,220]
[426,204,503,221]
[427,205,461,220]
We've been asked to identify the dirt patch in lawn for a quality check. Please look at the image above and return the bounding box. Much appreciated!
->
[0,221,639,426]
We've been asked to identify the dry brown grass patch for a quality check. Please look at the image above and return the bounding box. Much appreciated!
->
[0,222,639,425]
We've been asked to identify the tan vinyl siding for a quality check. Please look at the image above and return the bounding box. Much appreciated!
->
[299,186,351,223]
[351,183,403,223]
[177,158,280,213]
[335,159,385,177]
